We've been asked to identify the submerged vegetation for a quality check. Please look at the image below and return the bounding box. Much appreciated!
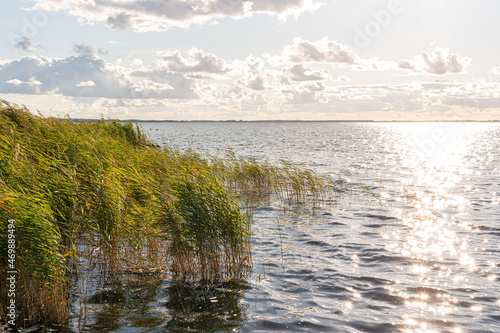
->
[0,100,346,328]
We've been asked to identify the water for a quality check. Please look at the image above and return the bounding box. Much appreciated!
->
[73,122,500,332]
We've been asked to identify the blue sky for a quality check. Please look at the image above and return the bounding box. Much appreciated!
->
[1,0,500,120]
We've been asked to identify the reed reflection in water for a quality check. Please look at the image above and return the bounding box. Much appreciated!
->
[69,277,249,332]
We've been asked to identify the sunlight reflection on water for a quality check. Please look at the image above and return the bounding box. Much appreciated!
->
[377,123,497,332]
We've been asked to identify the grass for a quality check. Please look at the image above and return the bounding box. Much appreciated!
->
[212,149,347,210]
[0,100,346,328]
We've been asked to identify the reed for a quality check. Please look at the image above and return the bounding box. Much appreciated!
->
[211,149,347,209]
[0,100,346,327]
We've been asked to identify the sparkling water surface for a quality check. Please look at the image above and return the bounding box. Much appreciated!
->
[71,122,500,333]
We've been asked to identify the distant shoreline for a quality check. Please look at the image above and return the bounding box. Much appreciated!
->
[68,119,500,123]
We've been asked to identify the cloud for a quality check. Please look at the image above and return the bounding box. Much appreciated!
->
[398,48,471,75]
[2,45,497,120]
[0,55,130,97]
[29,0,322,32]
[76,81,96,87]
[15,37,35,52]
[130,69,200,99]
[72,44,94,55]
[272,37,393,71]
[318,83,424,113]
[199,85,268,109]
[335,76,351,83]
[237,56,279,90]
[283,88,326,104]
[281,37,359,64]
[284,64,330,81]
[322,80,500,116]
[303,81,326,91]
[98,48,110,55]
[488,66,500,75]
[434,80,500,110]
[7,77,42,86]
[131,79,178,99]
[158,48,232,78]
[277,80,499,112]
[107,12,132,30]
[281,79,329,104]
[239,74,267,90]
[0,53,200,99]
[6,79,24,86]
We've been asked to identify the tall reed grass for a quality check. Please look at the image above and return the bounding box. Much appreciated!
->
[0,100,346,327]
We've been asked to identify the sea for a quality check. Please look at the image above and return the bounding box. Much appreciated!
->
[69,122,500,333]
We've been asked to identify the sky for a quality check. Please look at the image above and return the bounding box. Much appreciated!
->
[1,0,500,120]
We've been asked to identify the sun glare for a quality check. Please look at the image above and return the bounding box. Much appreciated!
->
[376,122,497,332]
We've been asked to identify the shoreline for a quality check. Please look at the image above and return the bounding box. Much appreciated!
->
[69,119,500,123]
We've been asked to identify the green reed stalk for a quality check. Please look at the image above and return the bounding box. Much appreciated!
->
[0,100,346,327]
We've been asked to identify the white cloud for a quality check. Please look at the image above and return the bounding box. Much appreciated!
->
[237,56,280,90]
[0,55,130,97]
[6,77,43,90]
[273,37,393,71]
[7,79,24,86]
[282,80,329,104]
[0,54,200,99]
[322,80,500,116]
[158,48,232,78]
[303,81,326,91]
[285,90,325,104]
[398,48,471,75]
[29,0,322,32]
[1,43,497,120]
[335,76,351,83]
[130,69,200,99]
[275,80,500,114]
[353,58,394,71]
[239,74,267,90]
[280,37,359,64]
[320,83,424,113]
[435,80,500,110]
[76,81,96,87]
[199,85,268,109]
[488,66,500,75]
[131,80,176,99]
[284,64,330,81]
[5,78,498,120]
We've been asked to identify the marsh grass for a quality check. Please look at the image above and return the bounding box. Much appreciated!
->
[0,101,346,327]
[211,149,348,212]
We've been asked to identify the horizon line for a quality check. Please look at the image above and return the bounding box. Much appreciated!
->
[66,118,500,123]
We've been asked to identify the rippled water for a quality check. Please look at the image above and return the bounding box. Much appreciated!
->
[74,122,500,332]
